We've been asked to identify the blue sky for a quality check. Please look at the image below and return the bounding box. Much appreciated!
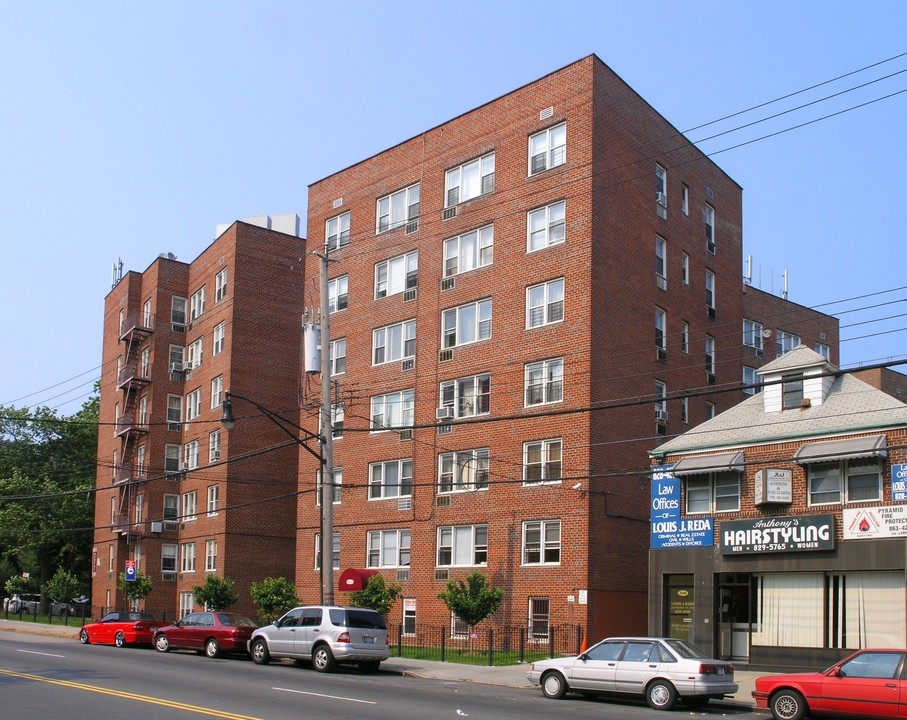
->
[2,1,906,413]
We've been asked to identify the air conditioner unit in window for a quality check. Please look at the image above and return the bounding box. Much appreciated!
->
[170,362,187,373]
[708,306,716,320]
[656,192,667,206]
[442,207,458,221]
[436,406,455,420]
[755,349,765,359]
[402,358,415,371]
[398,429,413,441]
[707,240,716,254]
[150,521,163,533]
[439,349,453,363]
[437,495,451,508]
[655,409,668,422]
[434,568,449,581]
[396,569,410,581]
[161,572,176,582]
[441,277,456,291]
[707,372,717,385]
[403,288,417,302]
[656,347,668,362]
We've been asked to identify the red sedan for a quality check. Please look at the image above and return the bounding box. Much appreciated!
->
[78,611,160,648]
[153,611,257,658]
[753,649,907,720]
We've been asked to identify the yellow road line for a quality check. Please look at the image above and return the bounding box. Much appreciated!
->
[0,668,262,720]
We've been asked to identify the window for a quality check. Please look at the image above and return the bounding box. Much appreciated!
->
[681,184,689,215]
[185,388,202,422]
[315,533,341,571]
[141,347,151,376]
[373,320,416,364]
[437,525,487,566]
[328,276,348,313]
[377,183,420,233]
[809,458,882,505]
[655,381,666,416]
[375,251,418,298]
[143,299,153,327]
[444,225,494,276]
[187,337,203,369]
[777,330,800,356]
[523,520,561,565]
[138,393,149,425]
[705,204,715,251]
[525,358,563,406]
[190,287,206,321]
[529,122,566,174]
[171,297,187,331]
[655,237,666,280]
[705,270,716,310]
[446,152,495,206]
[686,471,740,513]
[743,366,761,395]
[317,467,342,505]
[215,269,228,303]
[783,373,804,409]
[655,165,667,205]
[743,319,763,349]
[370,389,414,432]
[181,542,196,572]
[182,491,197,522]
[524,439,562,484]
[136,444,146,477]
[211,376,223,409]
[213,322,225,356]
[655,308,666,351]
[331,403,344,439]
[165,445,181,477]
[528,597,550,640]
[440,373,490,418]
[403,598,416,635]
[169,345,185,373]
[816,342,830,359]
[164,495,179,530]
[367,529,411,568]
[681,322,689,354]
[527,201,566,251]
[135,493,144,524]
[369,459,413,499]
[681,253,689,284]
[162,544,177,573]
[209,430,221,462]
[443,299,492,347]
[705,402,716,419]
[184,440,199,471]
[526,279,564,328]
[330,338,346,375]
[179,592,194,617]
[205,540,217,572]
[439,449,489,493]
[705,336,715,374]
[681,397,689,424]
[326,211,350,251]
[206,485,219,516]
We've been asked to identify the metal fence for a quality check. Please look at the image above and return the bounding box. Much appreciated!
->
[389,623,583,666]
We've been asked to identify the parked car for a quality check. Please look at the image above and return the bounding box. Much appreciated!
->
[753,648,907,720]
[3,594,41,615]
[154,611,258,658]
[79,611,160,647]
[248,605,389,672]
[51,600,76,616]
[527,636,738,710]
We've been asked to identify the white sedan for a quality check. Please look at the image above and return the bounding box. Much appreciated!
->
[527,636,737,710]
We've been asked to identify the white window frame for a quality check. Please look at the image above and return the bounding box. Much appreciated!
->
[367,529,411,568]
[315,533,341,571]
[440,373,491,419]
[143,298,153,327]
[743,366,761,395]
[165,444,181,476]
[442,299,492,348]
[185,388,202,422]
[526,278,564,328]
[655,308,666,351]
[180,542,196,573]
[681,253,689,285]
[211,375,223,409]
[706,270,716,310]
[655,236,667,280]
[524,358,563,406]
[376,183,420,233]
[184,440,199,471]
[681,321,689,354]
[331,403,344,439]
[182,490,197,522]
[529,122,566,175]
[161,543,178,573]
[330,338,346,375]
[190,287,206,321]
[681,184,689,215]
[205,540,217,572]
[187,337,203,369]
[705,204,716,250]
[808,458,882,506]
[438,448,490,494]
[743,319,763,349]
[777,330,801,356]
[171,296,188,330]
[369,459,413,500]
[209,430,221,462]
[686,471,741,514]
[655,165,667,204]
[446,152,495,206]
[375,250,418,298]
[437,525,488,567]
[444,225,494,277]
[523,439,562,485]
[527,201,565,252]
[215,269,228,303]
[816,342,830,359]
[326,211,350,251]
[522,520,561,565]
[705,336,716,374]
[528,596,551,640]
[316,467,342,505]
[373,320,416,365]
[213,322,226,356]
[370,389,415,432]
[163,495,179,530]
[328,275,348,313]
[206,485,219,516]
[655,381,666,415]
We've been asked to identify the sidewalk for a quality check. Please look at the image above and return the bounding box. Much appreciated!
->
[1,619,756,707]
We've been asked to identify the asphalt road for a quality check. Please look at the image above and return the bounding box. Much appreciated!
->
[0,632,761,720]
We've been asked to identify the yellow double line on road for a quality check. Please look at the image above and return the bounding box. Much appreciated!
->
[0,668,262,719]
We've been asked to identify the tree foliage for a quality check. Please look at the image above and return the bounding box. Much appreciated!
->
[438,572,504,628]
[250,576,298,624]
[193,575,239,611]
[44,568,81,603]
[118,569,153,607]
[347,573,401,617]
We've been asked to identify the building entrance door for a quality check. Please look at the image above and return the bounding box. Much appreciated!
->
[717,574,752,662]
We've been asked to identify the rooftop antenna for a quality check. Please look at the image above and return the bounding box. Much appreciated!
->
[744,255,752,285]
[111,257,123,289]
[782,270,789,300]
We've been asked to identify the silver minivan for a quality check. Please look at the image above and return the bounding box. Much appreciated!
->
[248,605,389,673]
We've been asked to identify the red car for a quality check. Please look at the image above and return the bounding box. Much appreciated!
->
[78,611,160,648]
[753,648,907,720]
[153,611,257,658]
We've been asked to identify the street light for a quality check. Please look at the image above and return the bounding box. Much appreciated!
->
[220,391,334,603]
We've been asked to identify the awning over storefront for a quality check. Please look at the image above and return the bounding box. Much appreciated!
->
[670,451,745,476]
[793,434,888,464]
[338,568,377,592]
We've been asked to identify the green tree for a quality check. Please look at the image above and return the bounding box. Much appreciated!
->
[250,576,298,625]
[347,573,401,617]
[118,570,153,609]
[44,568,81,606]
[438,572,504,629]
[4,574,38,597]
[193,575,239,611]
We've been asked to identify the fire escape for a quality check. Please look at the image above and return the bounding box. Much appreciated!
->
[113,310,153,542]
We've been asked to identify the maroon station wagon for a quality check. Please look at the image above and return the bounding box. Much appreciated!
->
[154,611,258,658]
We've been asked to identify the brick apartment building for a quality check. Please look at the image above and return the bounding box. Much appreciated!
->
[92,216,305,619]
[297,54,840,640]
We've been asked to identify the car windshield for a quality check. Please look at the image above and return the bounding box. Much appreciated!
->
[218,613,257,627]
[662,638,710,659]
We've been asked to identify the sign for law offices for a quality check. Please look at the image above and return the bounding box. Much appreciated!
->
[650,465,714,549]
[891,464,907,502]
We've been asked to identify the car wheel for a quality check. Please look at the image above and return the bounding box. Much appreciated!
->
[541,671,568,699]
[683,697,709,710]
[646,679,677,710]
[312,644,336,673]
[79,628,90,645]
[154,634,170,653]
[205,638,220,658]
[115,632,126,648]
[770,689,807,720]
[250,638,270,665]
[358,661,381,673]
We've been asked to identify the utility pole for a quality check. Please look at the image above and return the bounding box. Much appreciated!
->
[318,250,335,606]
